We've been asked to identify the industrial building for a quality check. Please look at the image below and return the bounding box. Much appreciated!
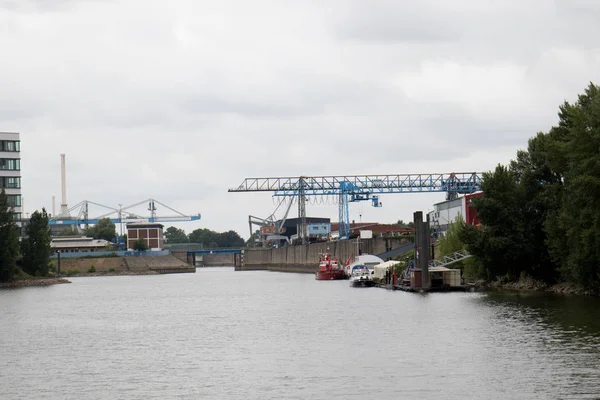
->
[428,192,483,236]
[330,222,413,238]
[0,132,22,221]
[127,222,165,250]
[277,217,331,243]
[51,236,112,253]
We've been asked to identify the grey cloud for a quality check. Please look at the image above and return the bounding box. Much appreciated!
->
[0,0,85,12]
[3,0,600,236]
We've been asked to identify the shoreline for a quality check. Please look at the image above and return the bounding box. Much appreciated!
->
[477,278,597,296]
[0,271,164,288]
[0,277,72,289]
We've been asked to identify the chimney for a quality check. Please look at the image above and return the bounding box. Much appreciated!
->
[59,154,69,216]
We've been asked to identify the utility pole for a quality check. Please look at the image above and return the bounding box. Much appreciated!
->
[298,177,307,245]
[118,204,123,246]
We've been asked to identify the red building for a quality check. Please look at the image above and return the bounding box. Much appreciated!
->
[127,222,165,250]
[465,192,483,226]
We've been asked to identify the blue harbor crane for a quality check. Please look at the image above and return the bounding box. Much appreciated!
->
[48,198,201,227]
[229,172,483,241]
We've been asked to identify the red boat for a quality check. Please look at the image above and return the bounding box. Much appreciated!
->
[315,252,346,280]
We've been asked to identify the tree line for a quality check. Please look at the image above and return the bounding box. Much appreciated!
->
[164,227,244,248]
[450,82,600,290]
[0,190,52,282]
[55,218,117,242]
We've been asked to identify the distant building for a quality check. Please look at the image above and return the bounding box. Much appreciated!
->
[275,217,331,240]
[51,236,111,254]
[0,132,22,222]
[127,222,164,250]
[330,222,413,237]
[428,192,483,237]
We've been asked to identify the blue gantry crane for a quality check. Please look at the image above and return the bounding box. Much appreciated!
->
[229,172,483,241]
[48,198,201,227]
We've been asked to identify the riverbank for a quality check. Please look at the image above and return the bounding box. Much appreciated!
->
[480,278,598,296]
[0,277,71,289]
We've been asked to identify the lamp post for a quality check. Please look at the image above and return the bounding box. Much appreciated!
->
[118,204,123,248]
[57,250,61,277]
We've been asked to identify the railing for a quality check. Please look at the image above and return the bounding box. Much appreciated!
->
[50,250,170,259]
[429,249,472,269]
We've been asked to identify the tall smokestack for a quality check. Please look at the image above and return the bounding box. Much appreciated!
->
[52,195,56,217]
[59,154,69,216]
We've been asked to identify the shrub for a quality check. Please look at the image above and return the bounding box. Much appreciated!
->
[108,268,115,273]
[88,265,96,273]
[64,268,80,276]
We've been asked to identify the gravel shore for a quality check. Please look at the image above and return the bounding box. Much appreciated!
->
[0,278,72,289]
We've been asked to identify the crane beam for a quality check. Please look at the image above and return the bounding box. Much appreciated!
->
[229,172,483,196]
[48,215,201,226]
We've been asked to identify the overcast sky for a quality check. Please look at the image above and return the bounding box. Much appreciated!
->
[2,0,600,238]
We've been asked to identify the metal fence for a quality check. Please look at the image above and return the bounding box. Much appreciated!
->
[50,250,170,259]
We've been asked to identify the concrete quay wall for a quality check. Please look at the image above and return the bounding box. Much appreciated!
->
[240,237,406,272]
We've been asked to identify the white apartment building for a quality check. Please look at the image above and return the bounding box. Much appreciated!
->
[0,132,22,220]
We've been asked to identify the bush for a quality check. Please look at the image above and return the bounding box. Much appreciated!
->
[79,253,119,259]
[64,268,80,277]
[133,239,149,251]
[88,265,96,273]
[48,262,57,273]
[108,268,115,273]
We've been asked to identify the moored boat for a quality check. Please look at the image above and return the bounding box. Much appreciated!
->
[315,252,346,280]
[344,254,384,278]
[349,264,376,287]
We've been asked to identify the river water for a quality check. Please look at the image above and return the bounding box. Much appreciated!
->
[1,267,600,399]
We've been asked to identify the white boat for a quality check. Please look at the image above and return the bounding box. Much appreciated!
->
[344,254,384,278]
[348,264,377,287]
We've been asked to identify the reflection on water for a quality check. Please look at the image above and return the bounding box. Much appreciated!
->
[1,268,599,400]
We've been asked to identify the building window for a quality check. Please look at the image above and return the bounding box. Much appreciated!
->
[0,141,20,152]
[0,177,21,188]
[7,194,21,207]
[12,212,22,220]
[0,158,20,170]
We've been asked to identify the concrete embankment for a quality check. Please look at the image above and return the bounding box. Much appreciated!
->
[59,254,194,275]
[238,237,410,273]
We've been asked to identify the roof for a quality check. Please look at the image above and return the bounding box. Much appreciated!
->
[330,222,413,234]
[127,222,164,229]
[51,238,110,249]
[349,254,385,266]
[51,236,93,242]
[373,260,401,269]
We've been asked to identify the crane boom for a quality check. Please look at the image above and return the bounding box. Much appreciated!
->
[229,172,482,196]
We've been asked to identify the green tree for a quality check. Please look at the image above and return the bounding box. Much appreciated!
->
[545,83,600,289]
[188,228,215,245]
[86,218,117,242]
[0,189,20,282]
[215,230,244,247]
[21,209,52,277]
[437,218,466,257]
[246,230,260,247]
[396,220,415,228]
[54,227,80,237]
[458,165,528,281]
[459,82,600,288]
[189,228,245,247]
[133,239,149,251]
[164,226,189,243]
